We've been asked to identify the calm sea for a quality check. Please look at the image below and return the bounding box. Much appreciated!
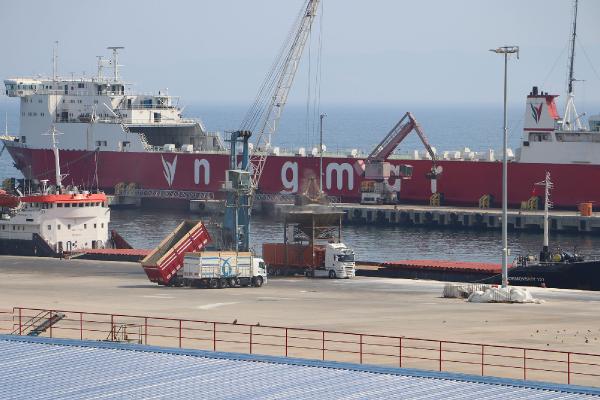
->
[2,101,599,263]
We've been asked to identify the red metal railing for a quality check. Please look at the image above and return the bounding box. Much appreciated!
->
[4,307,600,387]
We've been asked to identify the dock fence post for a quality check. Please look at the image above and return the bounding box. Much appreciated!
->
[481,345,485,376]
[360,334,363,364]
[80,312,83,340]
[399,337,402,368]
[49,310,53,338]
[249,325,252,354]
[568,353,571,385]
[144,317,148,345]
[179,320,182,348]
[18,308,22,335]
[322,331,325,361]
[439,341,442,371]
[213,322,217,352]
[523,349,527,380]
[285,328,288,357]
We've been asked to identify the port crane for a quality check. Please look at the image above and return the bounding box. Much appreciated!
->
[357,112,441,204]
[222,0,320,252]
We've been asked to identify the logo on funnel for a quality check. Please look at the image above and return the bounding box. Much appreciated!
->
[530,103,543,124]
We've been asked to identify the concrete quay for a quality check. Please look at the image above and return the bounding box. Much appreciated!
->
[273,203,600,233]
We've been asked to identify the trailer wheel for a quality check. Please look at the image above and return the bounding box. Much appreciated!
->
[328,270,336,279]
[228,278,239,288]
[253,276,264,287]
[218,278,228,289]
[208,279,218,289]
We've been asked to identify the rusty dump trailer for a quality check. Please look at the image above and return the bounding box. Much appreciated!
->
[141,220,212,285]
[262,243,325,275]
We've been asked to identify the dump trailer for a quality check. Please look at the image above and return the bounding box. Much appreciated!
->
[262,242,355,278]
[141,220,212,285]
[179,251,267,288]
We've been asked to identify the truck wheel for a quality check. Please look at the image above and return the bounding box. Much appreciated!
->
[228,278,239,288]
[328,270,336,279]
[253,276,264,287]
[208,279,218,289]
[218,278,228,289]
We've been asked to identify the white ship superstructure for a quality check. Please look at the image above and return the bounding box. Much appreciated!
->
[0,126,110,255]
[4,47,224,153]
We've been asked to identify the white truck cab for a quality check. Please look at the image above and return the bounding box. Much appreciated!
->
[313,242,356,279]
[253,257,268,285]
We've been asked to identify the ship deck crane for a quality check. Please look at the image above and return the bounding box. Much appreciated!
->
[358,112,441,204]
[241,0,320,196]
[222,0,320,252]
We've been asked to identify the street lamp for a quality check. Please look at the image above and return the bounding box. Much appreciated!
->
[490,46,519,288]
[319,113,327,193]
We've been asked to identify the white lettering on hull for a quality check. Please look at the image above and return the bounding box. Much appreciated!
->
[281,161,298,193]
[194,159,210,186]
[326,163,354,191]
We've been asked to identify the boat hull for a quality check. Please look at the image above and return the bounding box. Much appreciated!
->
[6,145,600,208]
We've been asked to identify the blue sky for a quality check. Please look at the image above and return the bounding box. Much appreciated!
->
[1,0,599,108]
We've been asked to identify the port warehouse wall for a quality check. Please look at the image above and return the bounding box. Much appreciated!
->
[270,204,600,234]
[2,307,600,388]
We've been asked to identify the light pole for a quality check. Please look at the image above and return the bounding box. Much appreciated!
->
[319,113,327,193]
[490,46,519,288]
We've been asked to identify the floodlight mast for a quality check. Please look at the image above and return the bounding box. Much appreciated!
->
[489,45,519,288]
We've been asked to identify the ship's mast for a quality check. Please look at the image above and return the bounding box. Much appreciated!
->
[536,172,553,260]
[107,46,124,82]
[52,41,58,81]
[44,125,64,192]
[563,0,582,131]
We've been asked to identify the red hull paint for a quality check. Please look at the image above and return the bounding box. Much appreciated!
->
[7,146,600,209]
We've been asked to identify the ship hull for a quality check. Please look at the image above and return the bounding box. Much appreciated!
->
[6,145,600,208]
[490,261,600,291]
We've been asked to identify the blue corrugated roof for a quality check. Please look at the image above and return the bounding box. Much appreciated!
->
[0,334,598,399]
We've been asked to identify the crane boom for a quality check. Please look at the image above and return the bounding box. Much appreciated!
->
[367,112,437,165]
[247,0,320,193]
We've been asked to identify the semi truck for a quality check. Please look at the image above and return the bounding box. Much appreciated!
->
[179,251,267,288]
[262,242,355,278]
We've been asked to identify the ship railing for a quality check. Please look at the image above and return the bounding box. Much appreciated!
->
[126,188,215,201]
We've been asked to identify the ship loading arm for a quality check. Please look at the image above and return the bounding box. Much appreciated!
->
[358,112,441,204]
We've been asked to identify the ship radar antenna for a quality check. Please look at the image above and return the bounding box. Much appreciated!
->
[563,0,582,131]
[42,125,65,192]
[107,46,124,82]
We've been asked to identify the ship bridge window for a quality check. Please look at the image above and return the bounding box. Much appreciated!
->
[79,203,84,207]
[529,132,550,142]
[65,203,70,208]
[57,203,63,207]
[78,83,85,89]
[47,225,51,231]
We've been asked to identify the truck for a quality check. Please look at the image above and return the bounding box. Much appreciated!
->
[179,251,267,288]
[262,242,355,279]
[141,220,212,286]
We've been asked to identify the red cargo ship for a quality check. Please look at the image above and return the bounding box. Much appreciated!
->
[2,1,599,209]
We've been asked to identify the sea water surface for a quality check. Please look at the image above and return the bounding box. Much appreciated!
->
[1,102,600,263]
